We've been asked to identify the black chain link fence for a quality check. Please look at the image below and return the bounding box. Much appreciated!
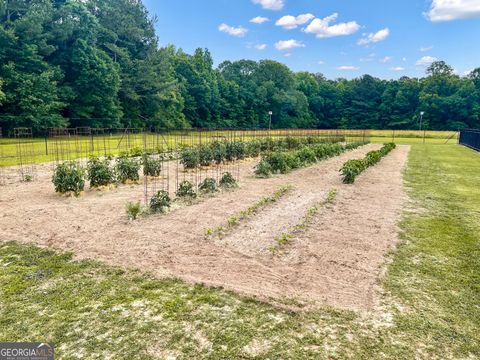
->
[459,129,480,151]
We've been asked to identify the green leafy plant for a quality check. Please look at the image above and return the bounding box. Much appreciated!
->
[199,177,217,194]
[296,147,317,165]
[143,155,162,177]
[126,201,142,220]
[198,145,214,167]
[176,180,197,198]
[254,159,273,178]
[52,161,85,196]
[180,148,199,169]
[219,172,237,188]
[210,141,227,164]
[340,159,365,184]
[149,190,171,213]
[115,156,140,184]
[264,152,289,174]
[87,157,114,188]
[340,143,396,184]
[129,147,143,157]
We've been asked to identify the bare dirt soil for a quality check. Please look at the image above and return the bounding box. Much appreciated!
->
[0,144,410,311]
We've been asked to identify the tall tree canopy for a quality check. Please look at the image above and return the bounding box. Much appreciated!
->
[0,0,479,134]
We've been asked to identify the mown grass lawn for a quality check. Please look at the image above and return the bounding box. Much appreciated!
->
[0,144,478,359]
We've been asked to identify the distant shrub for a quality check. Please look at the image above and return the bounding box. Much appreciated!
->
[176,180,197,198]
[199,177,217,194]
[115,156,140,184]
[87,157,114,188]
[150,190,171,213]
[53,161,85,196]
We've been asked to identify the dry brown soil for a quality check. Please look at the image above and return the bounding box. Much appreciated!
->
[0,144,410,311]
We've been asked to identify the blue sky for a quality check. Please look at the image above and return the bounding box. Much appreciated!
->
[143,0,480,79]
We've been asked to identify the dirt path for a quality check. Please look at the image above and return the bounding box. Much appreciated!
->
[0,144,409,311]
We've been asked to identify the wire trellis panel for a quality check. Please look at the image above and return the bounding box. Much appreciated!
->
[14,128,37,182]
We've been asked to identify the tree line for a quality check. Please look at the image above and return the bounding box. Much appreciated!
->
[1,0,479,135]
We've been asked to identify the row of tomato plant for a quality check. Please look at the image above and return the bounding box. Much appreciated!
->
[52,154,161,196]
[126,173,237,219]
[180,135,345,169]
[340,143,396,184]
[254,141,369,178]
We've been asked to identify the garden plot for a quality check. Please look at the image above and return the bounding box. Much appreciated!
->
[0,144,408,311]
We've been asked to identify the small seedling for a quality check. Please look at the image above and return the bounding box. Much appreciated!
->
[126,201,142,220]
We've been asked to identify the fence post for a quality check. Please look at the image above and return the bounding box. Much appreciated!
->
[45,136,48,156]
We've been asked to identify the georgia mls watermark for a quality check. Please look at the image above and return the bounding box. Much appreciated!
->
[0,343,54,360]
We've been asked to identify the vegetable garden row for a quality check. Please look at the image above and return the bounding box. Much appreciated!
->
[340,143,397,183]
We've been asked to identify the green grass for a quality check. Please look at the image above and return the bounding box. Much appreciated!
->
[0,144,478,359]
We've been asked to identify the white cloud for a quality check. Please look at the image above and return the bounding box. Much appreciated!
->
[284,53,292,57]
[250,16,270,24]
[276,13,315,30]
[337,65,359,71]
[420,45,434,52]
[380,56,392,63]
[318,60,325,65]
[255,43,267,50]
[358,28,390,45]
[252,0,285,11]
[426,0,480,22]
[416,56,438,66]
[392,67,405,71]
[274,39,305,51]
[303,13,360,38]
[218,23,248,37]
[402,57,407,62]
[360,57,374,62]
